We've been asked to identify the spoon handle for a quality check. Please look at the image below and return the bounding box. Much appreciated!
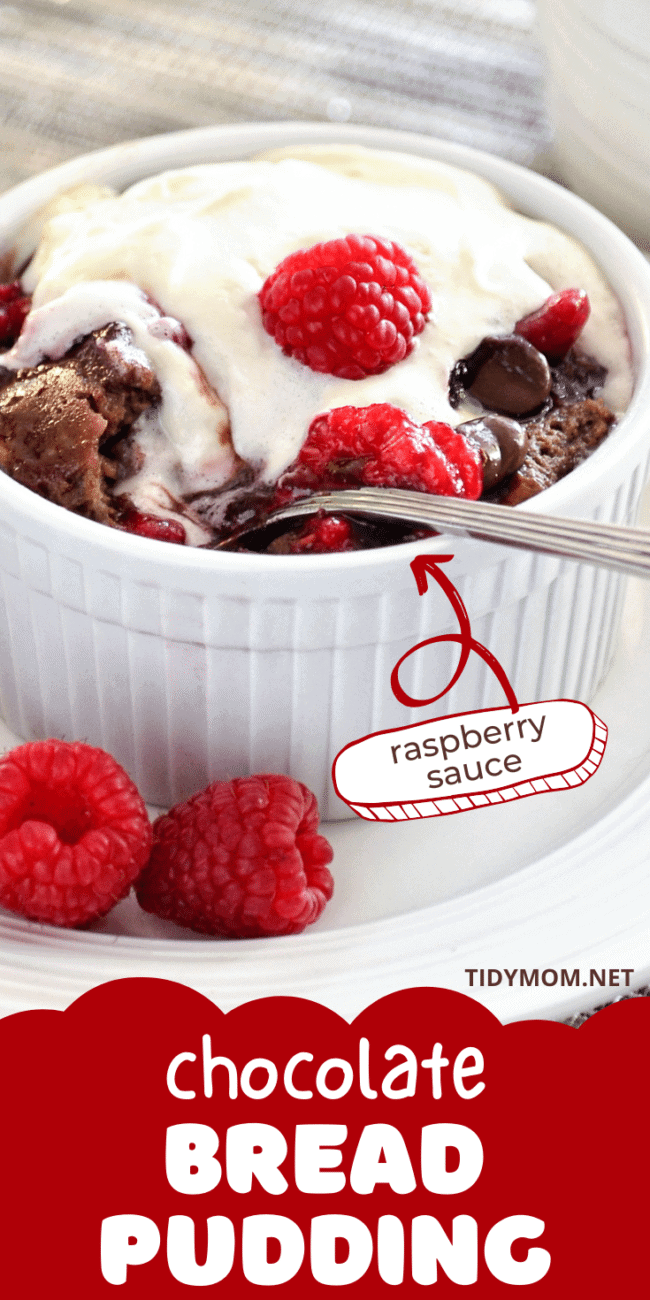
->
[270,488,650,578]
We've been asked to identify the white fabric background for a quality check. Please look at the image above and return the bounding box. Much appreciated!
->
[0,0,549,191]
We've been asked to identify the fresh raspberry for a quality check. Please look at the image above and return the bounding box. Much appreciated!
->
[122,510,186,544]
[0,280,30,347]
[259,234,432,379]
[515,288,590,361]
[284,512,356,554]
[273,403,483,505]
[0,740,152,927]
[136,773,334,938]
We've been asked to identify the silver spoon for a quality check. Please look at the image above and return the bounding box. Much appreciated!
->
[215,486,650,579]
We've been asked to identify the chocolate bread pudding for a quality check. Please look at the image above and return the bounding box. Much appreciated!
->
[0,146,632,552]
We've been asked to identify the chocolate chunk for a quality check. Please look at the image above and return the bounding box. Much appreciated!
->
[549,350,606,406]
[457,414,528,490]
[489,398,616,505]
[452,334,552,416]
[0,324,160,523]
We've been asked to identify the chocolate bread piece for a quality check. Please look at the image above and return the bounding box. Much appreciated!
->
[0,324,160,523]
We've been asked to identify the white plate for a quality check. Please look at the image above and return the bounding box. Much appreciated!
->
[1,495,650,1024]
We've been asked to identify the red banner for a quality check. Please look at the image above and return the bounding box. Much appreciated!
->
[0,979,646,1294]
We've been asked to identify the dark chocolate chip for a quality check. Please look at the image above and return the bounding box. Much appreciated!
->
[457,414,529,490]
[455,417,501,490]
[458,334,551,417]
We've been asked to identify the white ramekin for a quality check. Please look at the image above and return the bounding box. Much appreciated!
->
[1,123,650,820]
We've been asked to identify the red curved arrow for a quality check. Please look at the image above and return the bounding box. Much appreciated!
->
[390,554,520,713]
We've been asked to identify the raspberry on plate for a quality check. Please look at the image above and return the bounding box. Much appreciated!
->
[259,234,432,379]
[515,288,590,361]
[0,739,152,927]
[136,773,334,938]
[273,403,483,503]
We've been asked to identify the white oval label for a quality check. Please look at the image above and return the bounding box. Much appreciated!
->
[332,700,607,822]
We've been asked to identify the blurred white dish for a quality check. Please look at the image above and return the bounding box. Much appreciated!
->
[538,0,650,247]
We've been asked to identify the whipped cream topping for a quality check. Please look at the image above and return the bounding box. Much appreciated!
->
[2,280,234,495]
[10,144,633,523]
